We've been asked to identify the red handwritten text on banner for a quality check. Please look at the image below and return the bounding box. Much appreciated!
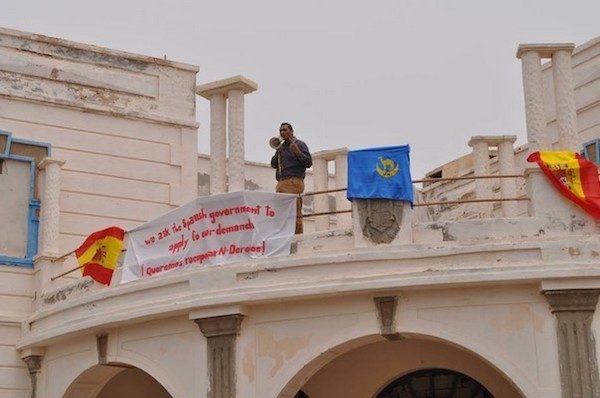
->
[121,191,296,283]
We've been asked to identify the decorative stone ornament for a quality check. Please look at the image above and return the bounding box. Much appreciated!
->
[356,199,403,244]
[374,296,401,340]
[96,334,108,365]
[23,355,43,398]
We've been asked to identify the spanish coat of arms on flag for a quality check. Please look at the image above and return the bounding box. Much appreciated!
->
[527,150,600,219]
[75,226,125,285]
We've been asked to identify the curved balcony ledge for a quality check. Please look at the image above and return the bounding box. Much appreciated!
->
[17,234,600,350]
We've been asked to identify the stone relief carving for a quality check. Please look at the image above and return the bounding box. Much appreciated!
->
[356,199,403,244]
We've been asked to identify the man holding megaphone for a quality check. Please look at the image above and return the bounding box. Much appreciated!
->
[270,122,312,234]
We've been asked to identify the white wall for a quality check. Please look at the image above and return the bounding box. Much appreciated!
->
[242,285,557,397]
[0,27,199,397]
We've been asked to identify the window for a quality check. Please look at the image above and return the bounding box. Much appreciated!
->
[377,368,493,398]
[0,130,50,267]
[582,139,600,165]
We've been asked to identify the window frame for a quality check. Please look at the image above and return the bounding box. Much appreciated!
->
[582,139,600,165]
[0,130,50,268]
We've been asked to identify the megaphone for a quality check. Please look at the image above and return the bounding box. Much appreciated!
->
[269,136,282,149]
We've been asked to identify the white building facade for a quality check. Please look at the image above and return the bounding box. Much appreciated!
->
[1,27,600,398]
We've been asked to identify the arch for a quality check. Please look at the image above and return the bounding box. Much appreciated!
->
[63,363,173,398]
[54,353,177,397]
[107,354,180,396]
[278,332,528,398]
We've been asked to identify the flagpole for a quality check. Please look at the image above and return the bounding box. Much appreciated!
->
[52,230,130,263]
[50,249,76,263]
[50,263,85,281]
[50,248,128,281]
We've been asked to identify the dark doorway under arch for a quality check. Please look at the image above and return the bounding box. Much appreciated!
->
[377,368,493,398]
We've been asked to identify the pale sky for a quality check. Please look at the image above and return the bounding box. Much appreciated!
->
[2,0,600,178]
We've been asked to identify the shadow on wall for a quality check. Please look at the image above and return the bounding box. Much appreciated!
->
[96,368,171,398]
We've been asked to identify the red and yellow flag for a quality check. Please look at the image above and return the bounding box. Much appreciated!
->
[75,227,125,285]
[527,151,600,218]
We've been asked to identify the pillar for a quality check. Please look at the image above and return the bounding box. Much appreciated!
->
[517,43,579,220]
[543,289,600,397]
[196,76,258,194]
[312,157,329,231]
[21,347,44,398]
[496,136,518,217]
[552,48,579,151]
[517,48,548,152]
[468,137,492,217]
[194,314,245,398]
[209,94,227,194]
[334,152,351,228]
[228,89,245,192]
[34,158,66,294]
[516,43,577,152]
[37,158,65,257]
[312,148,350,230]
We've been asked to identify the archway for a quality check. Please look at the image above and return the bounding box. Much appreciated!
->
[282,336,523,398]
[64,364,171,398]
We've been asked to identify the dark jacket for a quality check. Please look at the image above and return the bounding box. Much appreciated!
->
[271,139,312,181]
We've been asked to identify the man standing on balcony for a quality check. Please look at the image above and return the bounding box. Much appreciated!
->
[271,122,312,234]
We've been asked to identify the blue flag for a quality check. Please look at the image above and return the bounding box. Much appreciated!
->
[346,145,413,203]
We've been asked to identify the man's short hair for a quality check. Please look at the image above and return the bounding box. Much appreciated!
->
[280,122,293,131]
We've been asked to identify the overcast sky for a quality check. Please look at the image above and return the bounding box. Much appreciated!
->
[2,0,600,177]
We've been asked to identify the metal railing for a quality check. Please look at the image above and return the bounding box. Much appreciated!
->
[300,174,528,217]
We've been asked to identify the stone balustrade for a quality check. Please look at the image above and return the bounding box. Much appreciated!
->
[311,148,351,231]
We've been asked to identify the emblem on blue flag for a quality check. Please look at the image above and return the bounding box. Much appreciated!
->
[376,156,399,178]
[346,145,413,203]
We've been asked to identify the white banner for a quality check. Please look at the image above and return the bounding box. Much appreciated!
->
[120,191,297,283]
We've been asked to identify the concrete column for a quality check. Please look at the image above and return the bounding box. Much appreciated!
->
[34,158,66,294]
[37,158,65,257]
[209,94,227,194]
[517,48,548,152]
[312,157,329,231]
[552,48,579,151]
[497,136,518,217]
[468,137,492,217]
[228,89,245,192]
[334,153,351,228]
[543,289,600,398]
[312,148,350,230]
[195,314,245,398]
[196,76,258,194]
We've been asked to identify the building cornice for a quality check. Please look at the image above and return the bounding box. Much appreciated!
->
[17,236,600,349]
[0,27,199,72]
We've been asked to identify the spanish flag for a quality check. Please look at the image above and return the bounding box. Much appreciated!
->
[527,151,600,218]
[75,227,125,285]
